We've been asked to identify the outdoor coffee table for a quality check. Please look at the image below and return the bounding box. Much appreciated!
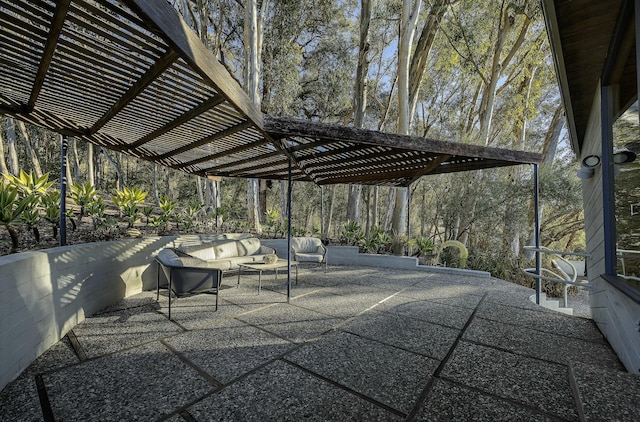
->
[237,259,298,293]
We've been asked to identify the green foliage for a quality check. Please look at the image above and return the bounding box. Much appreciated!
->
[141,206,154,225]
[86,197,106,230]
[361,226,392,254]
[21,208,41,243]
[414,237,435,257]
[4,170,54,202]
[69,182,98,222]
[41,190,60,239]
[435,240,469,268]
[112,187,148,228]
[0,182,36,252]
[341,221,363,246]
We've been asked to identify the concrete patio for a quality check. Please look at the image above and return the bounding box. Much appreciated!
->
[1,265,638,421]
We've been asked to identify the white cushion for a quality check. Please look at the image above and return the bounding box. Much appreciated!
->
[295,252,324,263]
[178,243,215,261]
[292,237,322,253]
[237,238,261,256]
[213,240,239,259]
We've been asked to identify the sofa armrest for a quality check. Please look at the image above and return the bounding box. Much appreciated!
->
[317,244,327,256]
[259,245,276,255]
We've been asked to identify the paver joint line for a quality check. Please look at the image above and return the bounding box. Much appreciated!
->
[567,363,588,422]
[35,374,54,422]
[65,331,88,362]
[282,358,408,418]
[160,339,224,388]
[405,291,488,421]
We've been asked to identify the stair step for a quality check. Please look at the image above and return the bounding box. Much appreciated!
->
[529,293,573,315]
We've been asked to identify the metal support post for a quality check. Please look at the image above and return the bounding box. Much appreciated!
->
[287,158,292,303]
[534,164,541,304]
[59,136,68,246]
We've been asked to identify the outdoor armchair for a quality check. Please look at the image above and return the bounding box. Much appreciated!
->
[290,237,327,272]
[155,248,222,320]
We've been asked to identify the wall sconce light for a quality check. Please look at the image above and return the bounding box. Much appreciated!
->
[577,155,601,179]
[613,149,637,164]
[582,155,601,168]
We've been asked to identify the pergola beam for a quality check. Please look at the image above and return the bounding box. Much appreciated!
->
[28,0,71,112]
[265,116,542,165]
[127,0,265,128]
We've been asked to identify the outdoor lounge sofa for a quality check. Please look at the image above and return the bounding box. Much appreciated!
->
[175,237,276,271]
[290,237,327,272]
[155,248,222,320]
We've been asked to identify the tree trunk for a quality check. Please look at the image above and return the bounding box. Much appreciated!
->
[280,180,287,219]
[408,0,449,119]
[325,185,337,239]
[87,143,95,186]
[382,188,396,232]
[101,147,124,190]
[196,176,203,203]
[372,186,379,227]
[17,121,43,178]
[392,0,421,252]
[346,0,372,225]
[6,117,19,175]
[152,163,160,205]
[259,179,268,221]
[244,0,263,234]
[72,138,81,182]
[0,130,10,175]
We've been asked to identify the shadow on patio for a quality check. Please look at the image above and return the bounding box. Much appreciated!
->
[1,266,638,421]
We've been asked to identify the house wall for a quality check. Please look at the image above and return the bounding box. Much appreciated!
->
[582,84,640,374]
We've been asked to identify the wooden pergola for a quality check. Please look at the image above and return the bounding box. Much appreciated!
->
[0,0,541,188]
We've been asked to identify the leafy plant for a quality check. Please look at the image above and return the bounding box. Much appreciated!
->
[69,182,98,222]
[21,208,41,243]
[414,236,435,257]
[86,197,106,230]
[435,240,469,268]
[4,170,54,201]
[362,226,392,254]
[65,209,77,231]
[0,183,36,252]
[41,190,60,239]
[341,221,364,246]
[141,206,154,225]
[112,187,148,228]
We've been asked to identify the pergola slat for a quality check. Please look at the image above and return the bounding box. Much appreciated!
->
[0,0,542,190]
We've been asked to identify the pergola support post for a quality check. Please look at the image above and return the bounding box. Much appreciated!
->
[59,136,68,246]
[320,186,324,240]
[287,158,292,304]
[534,163,541,304]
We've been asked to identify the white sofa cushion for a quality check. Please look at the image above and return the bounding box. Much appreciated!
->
[213,240,240,259]
[178,243,216,261]
[292,237,322,253]
[237,238,261,256]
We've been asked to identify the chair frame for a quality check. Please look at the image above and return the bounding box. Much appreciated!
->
[155,258,222,320]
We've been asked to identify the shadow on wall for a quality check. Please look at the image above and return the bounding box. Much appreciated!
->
[0,235,214,391]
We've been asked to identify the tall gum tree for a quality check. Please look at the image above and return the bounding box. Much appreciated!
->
[391,0,421,251]
[346,0,373,224]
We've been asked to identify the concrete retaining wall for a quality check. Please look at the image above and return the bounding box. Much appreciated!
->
[262,240,490,278]
[0,234,232,391]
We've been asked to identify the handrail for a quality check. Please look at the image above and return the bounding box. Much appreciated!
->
[616,249,640,277]
[522,246,591,309]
